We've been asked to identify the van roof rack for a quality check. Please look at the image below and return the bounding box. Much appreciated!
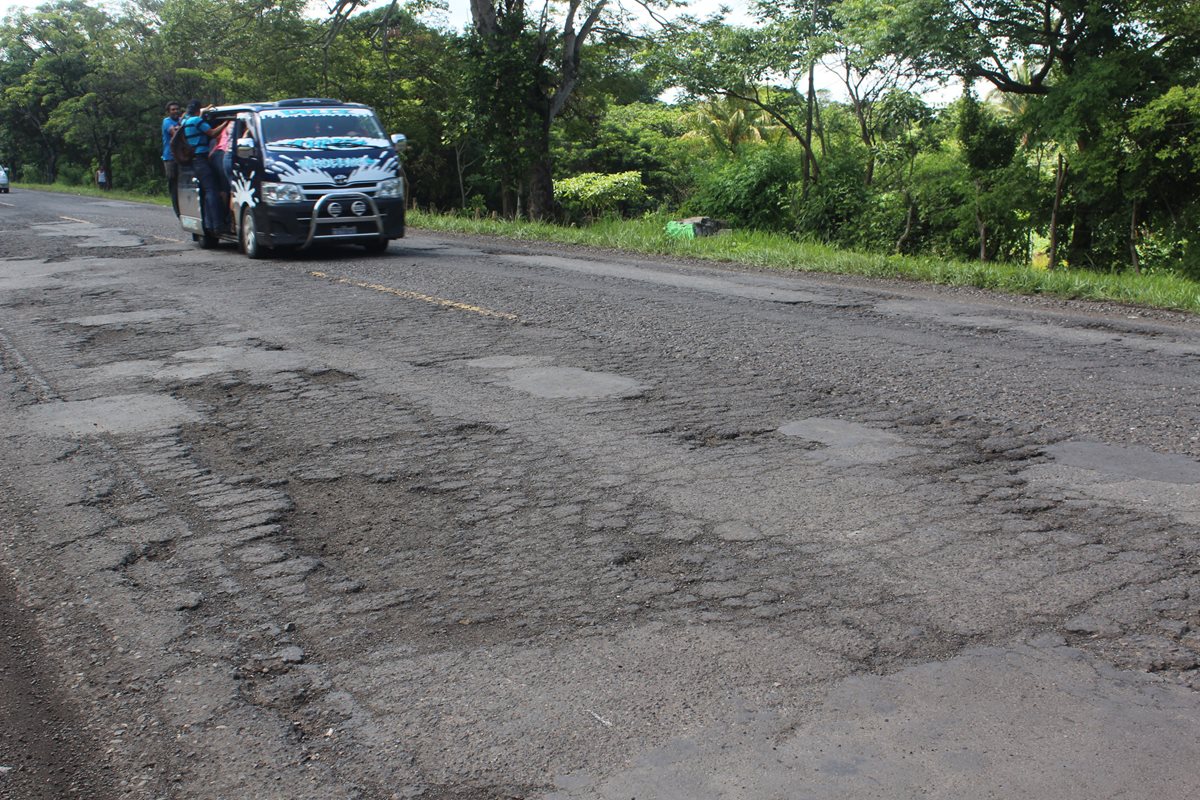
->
[274,98,347,107]
[205,98,372,119]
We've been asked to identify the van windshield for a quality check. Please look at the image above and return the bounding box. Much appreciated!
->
[260,108,388,150]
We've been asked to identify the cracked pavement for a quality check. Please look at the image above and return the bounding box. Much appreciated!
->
[1,191,1199,799]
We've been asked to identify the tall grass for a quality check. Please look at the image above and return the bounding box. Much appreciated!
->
[412,211,1200,314]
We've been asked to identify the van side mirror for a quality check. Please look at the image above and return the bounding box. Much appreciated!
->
[235,138,255,159]
[390,133,407,151]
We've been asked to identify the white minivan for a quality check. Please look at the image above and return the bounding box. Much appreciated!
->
[0,165,9,193]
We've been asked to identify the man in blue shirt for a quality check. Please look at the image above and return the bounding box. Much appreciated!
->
[181,99,227,237]
[161,101,182,215]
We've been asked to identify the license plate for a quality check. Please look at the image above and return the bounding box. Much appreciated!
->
[332,225,357,237]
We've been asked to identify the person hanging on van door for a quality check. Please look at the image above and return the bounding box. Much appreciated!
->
[161,101,183,215]
[181,100,229,236]
[208,120,236,228]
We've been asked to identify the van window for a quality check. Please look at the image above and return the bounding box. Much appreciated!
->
[259,108,387,149]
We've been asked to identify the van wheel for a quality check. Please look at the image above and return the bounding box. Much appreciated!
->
[240,208,266,259]
[363,237,389,254]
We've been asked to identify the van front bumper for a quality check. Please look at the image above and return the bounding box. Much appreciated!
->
[257,193,406,248]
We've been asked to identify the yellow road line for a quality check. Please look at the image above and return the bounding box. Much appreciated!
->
[309,271,518,321]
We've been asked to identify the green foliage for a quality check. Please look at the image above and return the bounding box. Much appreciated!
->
[956,92,1015,175]
[794,147,871,244]
[683,95,782,157]
[689,144,804,231]
[462,21,545,191]
[553,171,649,221]
[553,101,692,206]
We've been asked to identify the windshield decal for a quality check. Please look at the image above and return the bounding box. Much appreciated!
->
[297,155,375,170]
[269,153,399,184]
[269,137,387,151]
[260,108,374,118]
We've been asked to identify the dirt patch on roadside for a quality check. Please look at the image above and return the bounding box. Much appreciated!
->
[0,563,119,800]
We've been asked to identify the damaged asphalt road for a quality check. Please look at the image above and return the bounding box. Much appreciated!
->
[1,190,1199,799]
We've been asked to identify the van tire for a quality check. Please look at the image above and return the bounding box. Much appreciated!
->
[363,236,389,254]
[240,208,265,259]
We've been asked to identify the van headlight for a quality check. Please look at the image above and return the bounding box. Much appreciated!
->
[261,182,304,204]
[376,177,404,199]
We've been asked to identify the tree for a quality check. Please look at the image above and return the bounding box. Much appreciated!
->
[465,0,617,219]
[0,1,110,182]
[320,3,466,209]
[957,89,1017,260]
[682,95,781,157]
[843,0,1200,269]
[1125,86,1200,276]
[650,19,824,187]
[552,100,691,207]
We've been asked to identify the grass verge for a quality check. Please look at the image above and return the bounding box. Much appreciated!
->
[412,212,1200,314]
[14,181,172,207]
[14,183,1197,314]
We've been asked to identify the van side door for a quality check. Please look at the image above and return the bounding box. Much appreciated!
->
[177,160,203,235]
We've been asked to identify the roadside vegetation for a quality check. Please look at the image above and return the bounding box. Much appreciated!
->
[2,1,1198,307]
[19,179,1199,313]
[15,181,171,207]
[412,211,1200,314]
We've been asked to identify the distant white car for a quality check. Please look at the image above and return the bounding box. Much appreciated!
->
[0,165,8,193]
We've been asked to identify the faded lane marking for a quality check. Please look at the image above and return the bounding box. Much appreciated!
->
[58,215,93,224]
[149,234,186,243]
[0,201,13,207]
[309,271,518,321]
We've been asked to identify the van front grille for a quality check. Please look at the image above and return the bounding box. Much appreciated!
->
[301,183,377,199]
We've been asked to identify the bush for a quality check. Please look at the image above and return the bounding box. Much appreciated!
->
[554,171,649,221]
[688,144,803,231]
[793,150,872,246]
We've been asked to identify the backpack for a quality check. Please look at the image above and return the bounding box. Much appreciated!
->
[170,123,194,165]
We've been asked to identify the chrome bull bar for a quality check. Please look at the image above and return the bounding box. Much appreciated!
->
[303,192,385,249]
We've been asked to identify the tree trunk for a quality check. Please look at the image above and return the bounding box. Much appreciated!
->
[802,60,815,196]
[1129,199,1140,274]
[39,134,58,183]
[1067,203,1093,268]
[846,81,874,185]
[456,143,468,208]
[895,194,916,254]
[814,94,828,157]
[501,184,516,219]
[801,0,817,194]
[974,179,989,262]
[526,156,555,221]
[1048,153,1067,270]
